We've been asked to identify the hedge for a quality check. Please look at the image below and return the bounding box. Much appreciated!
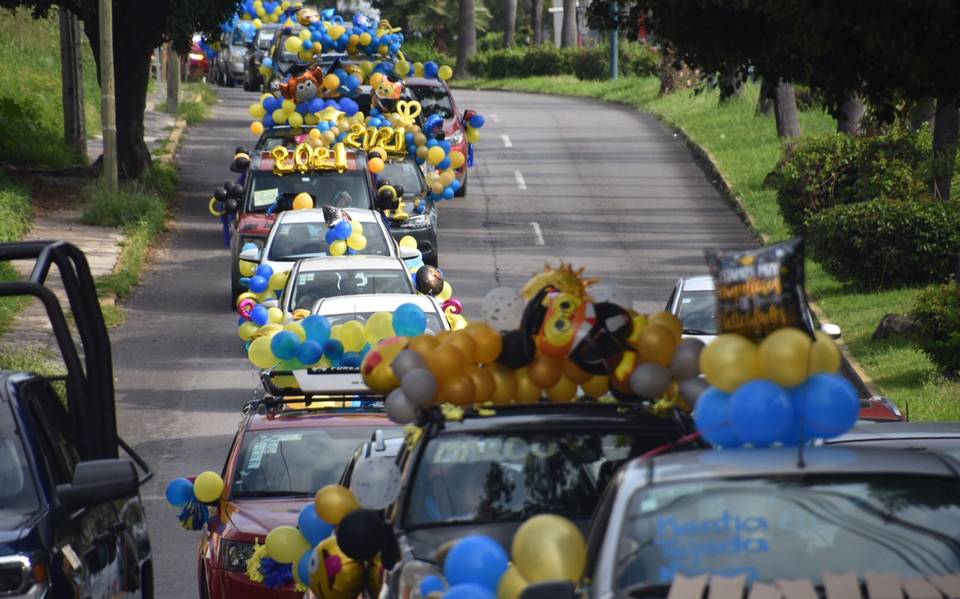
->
[467,41,658,81]
[910,281,960,376]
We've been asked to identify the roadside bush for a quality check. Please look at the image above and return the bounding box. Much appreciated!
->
[619,42,659,78]
[400,37,455,68]
[806,197,960,289]
[910,281,960,376]
[769,130,932,234]
[467,41,658,80]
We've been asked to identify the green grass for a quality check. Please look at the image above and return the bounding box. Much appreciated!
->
[458,75,960,419]
[0,344,66,377]
[0,172,33,336]
[155,81,217,125]
[0,8,101,167]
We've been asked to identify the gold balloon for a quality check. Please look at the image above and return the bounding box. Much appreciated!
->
[528,354,563,389]
[561,359,593,384]
[699,334,760,392]
[581,375,609,398]
[488,364,518,405]
[408,334,440,357]
[648,311,683,342]
[427,345,466,381]
[239,260,258,277]
[809,331,841,374]
[438,373,476,406]
[443,331,477,364]
[314,485,359,525]
[512,514,586,584]
[497,565,529,599]
[466,365,495,403]
[546,376,578,403]
[467,324,503,364]
[758,327,813,387]
[514,368,542,404]
[634,324,677,367]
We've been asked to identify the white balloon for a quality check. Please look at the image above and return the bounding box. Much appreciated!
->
[350,456,403,510]
[481,286,524,331]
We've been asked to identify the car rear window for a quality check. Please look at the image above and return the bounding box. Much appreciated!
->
[380,162,426,195]
[616,474,960,590]
[291,269,414,310]
[248,171,370,212]
[677,290,717,334]
[0,403,40,528]
[268,221,390,261]
[403,430,677,527]
[410,85,454,119]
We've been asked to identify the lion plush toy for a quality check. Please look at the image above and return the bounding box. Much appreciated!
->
[278,66,325,103]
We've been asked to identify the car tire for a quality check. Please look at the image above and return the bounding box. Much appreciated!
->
[230,237,242,309]
[454,172,468,197]
[198,566,210,599]
[140,561,154,599]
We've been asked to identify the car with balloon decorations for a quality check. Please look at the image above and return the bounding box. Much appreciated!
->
[244,24,282,92]
[215,24,255,87]
[187,393,403,599]
[277,254,416,314]
[378,155,439,266]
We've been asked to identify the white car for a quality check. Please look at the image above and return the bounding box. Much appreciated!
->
[289,294,450,397]
[665,275,841,344]
[237,207,422,276]
[279,255,415,314]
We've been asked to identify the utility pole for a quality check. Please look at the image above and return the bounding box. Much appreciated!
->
[609,1,619,80]
[98,0,117,190]
[59,8,87,162]
[166,43,180,114]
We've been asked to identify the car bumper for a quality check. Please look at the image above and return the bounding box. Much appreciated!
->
[389,226,437,261]
[229,63,246,78]
[216,569,302,599]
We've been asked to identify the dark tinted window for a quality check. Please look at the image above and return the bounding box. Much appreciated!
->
[248,171,371,212]
[676,290,716,334]
[410,85,454,119]
[268,221,390,260]
[380,161,426,195]
[291,268,413,310]
[0,402,41,528]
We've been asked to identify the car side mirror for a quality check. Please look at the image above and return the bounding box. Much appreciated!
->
[57,459,139,511]
[239,247,261,262]
[820,322,842,339]
[520,581,576,599]
[399,246,421,262]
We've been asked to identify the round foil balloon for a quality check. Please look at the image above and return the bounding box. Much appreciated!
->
[350,456,403,510]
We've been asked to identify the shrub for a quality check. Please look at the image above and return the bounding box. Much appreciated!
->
[467,41,658,80]
[619,42,659,78]
[910,281,960,376]
[769,130,932,234]
[570,45,608,81]
[806,197,960,289]
[81,176,168,231]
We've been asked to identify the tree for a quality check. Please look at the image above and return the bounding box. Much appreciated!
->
[381,0,490,50]
[531,0,542,44]
[455,0,477,79]
[560,0,576,47]
[503,0,517,46]
[3,0,235,178]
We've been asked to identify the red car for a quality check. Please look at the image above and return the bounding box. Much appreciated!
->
[406,78,472,197]
[188,41,211,81]
[196,398,400,599]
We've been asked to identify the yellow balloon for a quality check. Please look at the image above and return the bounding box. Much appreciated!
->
[265,525,311,564]
[699,333,760,392]
[248,335,277,368]
[328,24,346,39]
[249,103,266,118]
[284,322,307,342]
[414,62,425,77]
[365,311,396,343]
[359,32,372,46]
[323,74,340,91]
[250,121,265,136]
[272,108,287,124]
[368,72,383,90]
[330,239,347,256]
[239,321,259,341]
[758,327,813,387]
[287,111,304,128]
[449,150,466,169]
[394,60,410,77]
[497,565,528,599]
[438,280,453,301]
[281,99,296,113]
[284,36,302,53]
[308,127,322,141]
[267,306,284,324]
[193,471,224,504]
[314,485,359,525]
[438,65,453,81]
[809,331,841,374]
[439,171,456,187]
[347,233,367,251]
[350,221,364,235]
[512,514,586,583]
[427,146,446,166]
[467,127,481,144]
[399,235,418,250]
[269,271,289,290]
[239,259,257,277]
[292,192,313,210]
[298,28,312,40]
[340,320,366,352]
[256,323,284,338]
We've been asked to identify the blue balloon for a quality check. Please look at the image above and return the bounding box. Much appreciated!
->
[339,98,359,116]
[262,114,275,129]
[443,584,496,599]
[264,96,281,112]
[297,340,324,365]
[426,138,438,148]
[801,374,860,439]
[729,380,792,447]
[469,115,485,129]
[340,351,362,368]
[308,98,324,113]
[334,220,353,239]
[323,339,345,360]
[271,331,300,361]
[255,264,274,280]
[393,303,428,337]
[442,188,455,200]
[302,39,313,50]
[297,550,313,588]
[325,228,339,244]
[301,314,332,343]
[450,179,462,191]
[421,575,446,596]
[251,304,269,326]
[437,158,452,170]
[439,140,452,153]
[298,504,334,545]
[318,121,331,132]
[346,74,362,90]
[262,57,273,68]
[249,275,268,294]
[424,61,439,78]
[780,385,808,446]
[694,387,740,448]
[241,242,258,253]
[444,536,508,592]
[165,478,195,506]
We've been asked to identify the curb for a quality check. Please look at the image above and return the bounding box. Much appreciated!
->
[456,83,881,398]
[157,92,201,164]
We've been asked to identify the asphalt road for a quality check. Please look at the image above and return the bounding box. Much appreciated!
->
[112,86,755,597]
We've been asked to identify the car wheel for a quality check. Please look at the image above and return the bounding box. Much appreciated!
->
[454,172,468,197]
[230,238,242,309]
[140,561,154,599]
[197,565,209,599]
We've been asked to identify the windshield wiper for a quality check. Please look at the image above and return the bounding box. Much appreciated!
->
[623,583,672,598]
[232,490,313,499]
[682,328,714,335]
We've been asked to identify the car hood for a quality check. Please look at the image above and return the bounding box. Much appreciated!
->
[400,518,590,562]
[219,498,312,539]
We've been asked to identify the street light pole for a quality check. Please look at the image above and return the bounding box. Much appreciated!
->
[98,0,117,190]
[609,0,619,80]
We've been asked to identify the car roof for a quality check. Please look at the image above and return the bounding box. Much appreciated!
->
[827,421,960,443]
[277,207,381,224]
[405,77,445,89]
[678,275,714,292]
[295,255,406,273]
[246,410,397,431]
[630,446,960,485]
[314,293,438,315]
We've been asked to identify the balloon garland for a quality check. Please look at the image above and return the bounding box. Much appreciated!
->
[164,472,225,530]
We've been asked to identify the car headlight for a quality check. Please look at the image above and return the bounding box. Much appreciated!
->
[222,540,255,572]
[446,129,464,145]
[397,213,430,228]
[397,560,443,599]
[189,52,204,61]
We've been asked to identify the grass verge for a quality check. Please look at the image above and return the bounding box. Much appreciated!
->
[0,172,32,336]
[457,75,959,419]
[155,81,218,125]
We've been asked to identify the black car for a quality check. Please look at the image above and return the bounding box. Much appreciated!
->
[379,157,439,266]
[380,403,698,599]
[243,24,281,92]
[0,241,153,597]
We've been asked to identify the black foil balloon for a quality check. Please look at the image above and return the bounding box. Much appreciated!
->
[224,198,240,213]
[415,266,444,296]
[213,187,228,202]
[497,329,535,369]
[569,301,632,375]
[336,509,386,561]
[227,182,244,198]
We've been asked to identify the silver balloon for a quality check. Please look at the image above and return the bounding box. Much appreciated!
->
[671,338,705,380]
[589,285,632,309]
[385,388,418,424]
[630,363,672,399]
[392,349,428,382]
[480,287,524,331]
[679,377,709,408]
[400,368,438,407]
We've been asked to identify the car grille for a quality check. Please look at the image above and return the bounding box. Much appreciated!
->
[0,560,25,594]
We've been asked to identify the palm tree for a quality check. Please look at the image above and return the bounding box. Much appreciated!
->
[504,0,517,47]
[456,0,478,78]
[560,0,576,47]
[532,0,543,44]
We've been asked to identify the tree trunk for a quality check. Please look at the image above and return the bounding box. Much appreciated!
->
[756,77,775,116]
[836,94,865,135]
[773,80,802,138]
[455,0,477,79]
[909,97,936,131]
[504,0,517,47]
[932,94,959,200]
[718,73,744,103]
[560,0,577,47]
[532,0,543,44]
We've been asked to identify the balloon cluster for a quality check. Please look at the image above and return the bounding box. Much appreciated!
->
[164,471,225,530]
[252,485,397,598]
[208,178,244,217]
[694,328,858,448]
[413,515,586,599]
[323,215,367,256]
[238,0,285,26]
[249,92,360,136]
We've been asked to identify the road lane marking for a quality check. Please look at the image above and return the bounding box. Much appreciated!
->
[530,222,545,245]
[501,134,513,148]
[514,170,527,190]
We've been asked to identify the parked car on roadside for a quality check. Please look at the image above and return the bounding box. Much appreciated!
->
[215,28,254,87]
[243,24,281,92]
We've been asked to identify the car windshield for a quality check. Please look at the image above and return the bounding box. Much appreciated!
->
[290,268,414,310]
[0,403,41,529]
[404,430,676,527]
[231,426,400,498]
[232,29,253,46]
[676,290,716,334]
[268,221,390,261]
[256,32,276,50]
[410,85,454,119]
[615,475,960,592]
[380,161,427,195]
[247,171,370,213]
